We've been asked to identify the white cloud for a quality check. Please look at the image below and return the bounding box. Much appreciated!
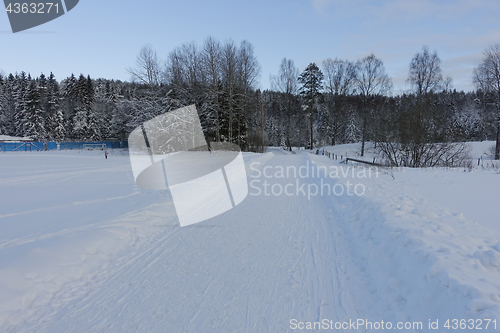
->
[311,0,500,22]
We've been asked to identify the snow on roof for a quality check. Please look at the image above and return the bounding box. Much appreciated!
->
[0,135,32,141]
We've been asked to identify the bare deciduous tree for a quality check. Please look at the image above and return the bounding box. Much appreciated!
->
[236,40,260,146]
[221,40,239,143]
[474,44,500,159]
[322,58,357,96]
[181,42,204,89]
[408,46,443,96]
[354,54,392,156]
[271,58,299,150]
[271,58,299,96]
[162,37,260,146]
[238,40,260,91]
[201,36,222,142]
[355,54,392,98]
[127,44,162,89]
[376,48,469,168]
[322,58,357,145]
[165,42,203,98]
[404,47,445,146]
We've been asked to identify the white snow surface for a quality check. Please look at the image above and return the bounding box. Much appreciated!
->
[0,147,499,332]
[0,135,31,141]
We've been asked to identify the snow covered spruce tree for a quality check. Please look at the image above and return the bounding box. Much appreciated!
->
[24,80,46,140]
[0,74,16,136]
[298,63,323,149]
[12,72,29,137]
[61,74,78,139]
[85,76,101,141]
[0,75,4,135]
[474,44,500,160]
[44,73,65,141]
[69,74,100,141]
[72,75,88,139]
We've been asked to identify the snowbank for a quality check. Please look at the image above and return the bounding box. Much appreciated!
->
[311,154,500,330]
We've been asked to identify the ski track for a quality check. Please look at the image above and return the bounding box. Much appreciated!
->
[4,152,364,333]
[3,151,499,332]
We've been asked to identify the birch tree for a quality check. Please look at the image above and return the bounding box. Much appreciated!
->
[474,44,500,159]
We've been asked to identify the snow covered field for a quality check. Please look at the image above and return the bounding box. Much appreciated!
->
[0,145,499,332]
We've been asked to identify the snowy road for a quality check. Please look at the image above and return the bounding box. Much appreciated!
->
[1,150,500,332]
[24,153,359,332]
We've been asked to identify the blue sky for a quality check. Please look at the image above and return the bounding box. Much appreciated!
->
[1,0,499,94]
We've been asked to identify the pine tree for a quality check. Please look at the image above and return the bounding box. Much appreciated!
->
[298,63,323,149]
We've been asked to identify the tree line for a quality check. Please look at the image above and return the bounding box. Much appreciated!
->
[0,38,499,163]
